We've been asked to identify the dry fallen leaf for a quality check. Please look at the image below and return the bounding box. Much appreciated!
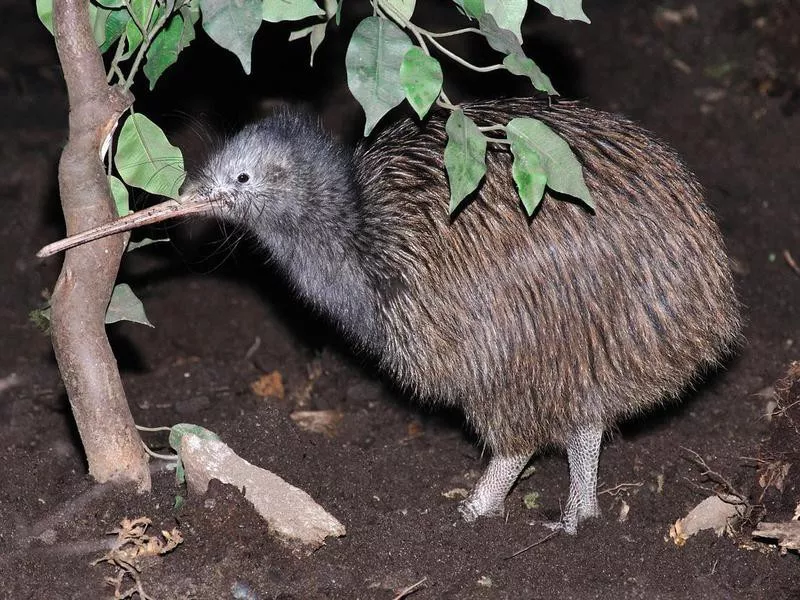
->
[442,488,469,500]
[404,420,424,440]
[290,409,343,437]
[92,516,184,599]
[653,4,698,29]
[251,370,285,400]
[292,360,323,407]
[758,460,791,492]
[93,517,184,565]
[618,499,630,523]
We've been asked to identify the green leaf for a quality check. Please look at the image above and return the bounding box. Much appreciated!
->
[180,1,201,45]
[383,0,415,21]
[183,0,201,25]
[124,18,144,58]
[29,304,52,333]
[477,12,523,56]
[105,283,153,327]
[169,423,222,486]
[289,22,328,65]
[444,110,487,213]
[144,12,195,89]
[345,16,413,136]
[335,0,343,24]
[175,460,185,484]
[507,129,548,215]
[96,0,125,8]
[289,24,314,40]
[128,0,151,30]
[287,0,335,61]
[169,423,222,453]
[485,0,527,43]
[121,0,166,60]
[99,8,131,53]
[453,0,485,19]
[262,0,324,22]
[122,0,163,58]
[36,0,53,34]
[127,237,170,252]
[400,47,442,120]
[115,113,186,199]
[533,0,590,23]
[506,117,593,209]
[503,54,558,95]
[90,4,108,47]
[323,0,337,18]
[108,175,130,216]
[200,0,262,74]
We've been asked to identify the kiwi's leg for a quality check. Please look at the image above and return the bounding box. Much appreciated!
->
[458,454,532,521]
[562,423,603,534]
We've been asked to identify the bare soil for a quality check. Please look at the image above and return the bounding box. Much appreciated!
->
[1,1,799,599]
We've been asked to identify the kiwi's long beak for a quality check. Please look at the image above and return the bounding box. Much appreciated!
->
[36,192,217,258]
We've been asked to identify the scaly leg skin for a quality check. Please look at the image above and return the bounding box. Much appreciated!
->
[458,454,532,522]
[560,423,604,534]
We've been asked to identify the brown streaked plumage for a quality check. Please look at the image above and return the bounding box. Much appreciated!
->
[356,99,739,455]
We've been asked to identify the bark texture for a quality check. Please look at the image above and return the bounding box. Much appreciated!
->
[50,0,150,490]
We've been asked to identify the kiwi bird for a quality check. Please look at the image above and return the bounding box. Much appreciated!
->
[45,97,742,533]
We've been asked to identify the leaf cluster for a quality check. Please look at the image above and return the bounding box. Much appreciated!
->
[36,0,595,217]
[339,0,593,213]
[35,0,595,326]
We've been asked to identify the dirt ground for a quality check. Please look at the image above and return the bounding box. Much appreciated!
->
[1,0,799,598]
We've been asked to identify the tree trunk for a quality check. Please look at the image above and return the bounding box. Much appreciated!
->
[50,0,150,491]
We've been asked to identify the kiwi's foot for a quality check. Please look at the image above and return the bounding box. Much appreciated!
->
[457,454,531,522]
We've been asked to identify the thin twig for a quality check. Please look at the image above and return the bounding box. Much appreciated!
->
[136,425,173,432]
[244,336,262,360]
[739,456,769,465]
[122,0,148,36]
[505,530,560,559]
[406,18,430,55]
[439,89,455,107]
[784,250,800,277]
[598,482,644,496]
[391,577,428,600]
[374,1,504,73]
[140,442,177,461]
[485,137,511,146]
[424,35,505,73]
[477,124,506,133]
[122,0,172,90]
[422,27,483,38]
[107,34,128,84]
[774,398,800,418]
[435,98,459,111]
[680,447,747,503]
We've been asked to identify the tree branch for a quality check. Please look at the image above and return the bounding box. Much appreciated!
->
[50,0,150,491]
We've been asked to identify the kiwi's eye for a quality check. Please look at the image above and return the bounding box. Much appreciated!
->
[237,173,250,183]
